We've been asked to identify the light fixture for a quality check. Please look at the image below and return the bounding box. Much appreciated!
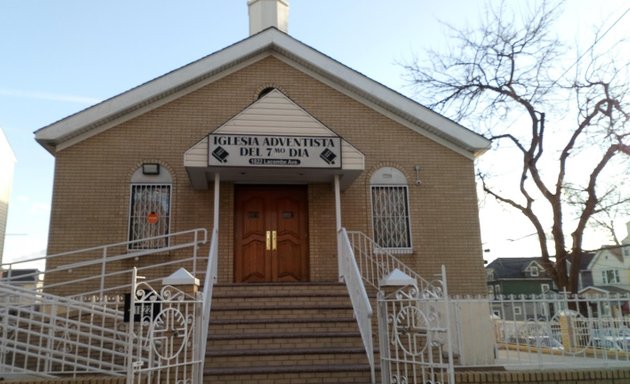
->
[142,163,160,175]
[414,165,422,185]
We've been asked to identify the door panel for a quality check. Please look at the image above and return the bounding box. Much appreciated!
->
[273,195,305,281]
[235,194,268,282]
[234,185,309,283]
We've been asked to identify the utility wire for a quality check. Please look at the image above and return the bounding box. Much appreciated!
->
[544,5,630,93]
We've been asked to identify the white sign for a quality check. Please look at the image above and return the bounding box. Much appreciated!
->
[208,134,341,168]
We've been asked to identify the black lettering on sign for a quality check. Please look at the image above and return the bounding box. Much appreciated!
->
[123,293,161,323]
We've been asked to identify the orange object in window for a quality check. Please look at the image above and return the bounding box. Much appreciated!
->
[147,212,159,224]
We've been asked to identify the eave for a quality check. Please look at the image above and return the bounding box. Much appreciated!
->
[35,28,491,158]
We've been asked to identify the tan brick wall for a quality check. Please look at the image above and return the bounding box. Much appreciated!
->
[455,368,630,384]
[3,368,630,383]
[46,55,486,295]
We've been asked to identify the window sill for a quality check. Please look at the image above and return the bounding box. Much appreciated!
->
[374,248,414,256]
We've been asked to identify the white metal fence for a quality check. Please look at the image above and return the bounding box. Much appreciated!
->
[377,268,455,384]
[346,230,455,384]
[126,269,203,384]
[450,293,630,370]
[0,283,128,379]
[0,228,210,381]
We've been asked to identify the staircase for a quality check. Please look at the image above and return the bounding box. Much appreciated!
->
[203,282,377,384]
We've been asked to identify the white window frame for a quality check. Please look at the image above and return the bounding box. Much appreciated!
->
[602,269,620,284]
[513,306,522,315]
[541,283,550,293]
[530,266,539,277]
[128,165,172,250]
[369,167,412,254]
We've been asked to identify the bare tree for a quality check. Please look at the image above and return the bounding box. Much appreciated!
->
[404,1,630,292]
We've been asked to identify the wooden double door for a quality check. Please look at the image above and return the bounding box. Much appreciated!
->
[234,185,309,283]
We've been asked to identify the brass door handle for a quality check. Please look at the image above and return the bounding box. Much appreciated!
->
[272,230,277,251]
[266,231,271,251]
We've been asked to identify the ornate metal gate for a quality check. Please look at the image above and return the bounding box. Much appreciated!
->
[126,269,203,384]
[377,268,455,384]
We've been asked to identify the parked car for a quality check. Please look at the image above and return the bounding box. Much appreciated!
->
[526,336,564,350]
[591,336,630,352]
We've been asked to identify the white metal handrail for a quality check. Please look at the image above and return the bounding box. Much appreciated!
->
[196,227,219,383]
[346,230,442,297]
[0,282,129,378]
[0,228,207,298]
[338,228,375,384]
[0,228,208,381]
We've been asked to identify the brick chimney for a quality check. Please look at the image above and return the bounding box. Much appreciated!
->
[248,0,289,35]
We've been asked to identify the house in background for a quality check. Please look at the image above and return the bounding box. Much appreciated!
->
[576,252,596,291]
[583,247,630,290]
[486,257,557,320]
[578,222,630,316]
[0,128,16,265]
[0,269,41,306]
[486,257,556,297]
[581,222,630,293]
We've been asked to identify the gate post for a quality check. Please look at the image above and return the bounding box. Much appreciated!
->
[162,268,200,296]
[377,267,456,384]
[378,269,417,384]
[162,268,202,383]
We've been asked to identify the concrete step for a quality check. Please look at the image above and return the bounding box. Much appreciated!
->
[205,346,368,368]
[206,331,365,350]
[203,363,375,384]
[208,316,359,334]
[204,282,377,383]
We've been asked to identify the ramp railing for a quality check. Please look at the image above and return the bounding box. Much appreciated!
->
[0,283,129,379]
[0,228,209,380]
[1,228,207,298]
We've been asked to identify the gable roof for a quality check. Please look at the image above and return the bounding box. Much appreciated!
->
[1,269,40,283]
[35,28,490,158]
[587,247,623,270]
[579,285,630,296]
[486,257,550,279]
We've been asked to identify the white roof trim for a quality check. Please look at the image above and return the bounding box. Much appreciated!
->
[35,28,490,156]
[524,260,544,271]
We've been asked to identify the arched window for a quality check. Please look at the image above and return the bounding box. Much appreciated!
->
[370,167,412,253]
[128,164,172,249]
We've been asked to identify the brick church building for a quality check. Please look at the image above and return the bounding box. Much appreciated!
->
[35,2,489,297]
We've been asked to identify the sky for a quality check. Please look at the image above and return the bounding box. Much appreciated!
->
[1,0,629,268]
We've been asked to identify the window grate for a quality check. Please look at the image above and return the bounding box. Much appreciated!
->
[128,184,171,249]
[371,185,411,251]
